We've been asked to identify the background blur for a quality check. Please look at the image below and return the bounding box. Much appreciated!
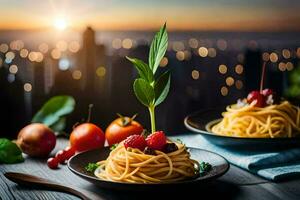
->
[1,0,300,137]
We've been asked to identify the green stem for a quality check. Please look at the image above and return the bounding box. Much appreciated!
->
[148,105,156,133]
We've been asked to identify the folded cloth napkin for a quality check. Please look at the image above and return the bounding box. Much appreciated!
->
[174,134,300,181]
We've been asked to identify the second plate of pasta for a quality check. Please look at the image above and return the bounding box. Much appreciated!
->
[184,107,300,150]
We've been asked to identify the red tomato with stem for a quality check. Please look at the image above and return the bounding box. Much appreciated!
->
[105,114,144,145]
[70,123,105,152]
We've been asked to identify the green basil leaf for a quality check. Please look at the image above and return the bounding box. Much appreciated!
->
[154,70,171,106]
[148,23,168,74]
[32,96,75,127]
[133,78,155,107]
[0,138,24,164]
[126,57,154,83]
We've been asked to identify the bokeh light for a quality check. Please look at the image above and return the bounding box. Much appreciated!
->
[56,40,68,52]
[176,51,185,61]
[68,41,80,53]
[159,57,168,67]
[96,66,106,77]
[282,49,291,59]
[270,52,278,63]
[112,38,122,49]
[235,64,244,74]
[20,49,29,58]
[51,49,62,60]
[39,43,49,53]
[188,38,198,49]
[28,52,38,62]
[219,64,227,74]
[262,52,270,61]
[198,47,208,57]
[172,41,185,52]
[24,83,32,92]
[9,64,18,74]
[5,51,15,60]
[191,70,200,80]
[286,62,294,71]
[217,39,227,51]
[221,86,228,96]
[208,48,217,58]
[226,77,234,86]
[72,70,82,80]
[0,43,9,53]
[235,80,243,89]
[122,38,133,49]
[278,62,286,71]
[58,58,70,70]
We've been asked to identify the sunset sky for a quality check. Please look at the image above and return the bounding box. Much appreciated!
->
[0,0,300,31]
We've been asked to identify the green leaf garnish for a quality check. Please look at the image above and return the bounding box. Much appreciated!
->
[199,162,212,175]
[0,138,24,164]
[32,96,75,132]
[85,162,100,173]
[154,70,171,106]
[127,23,170,133]
[149,22,168,74]
[133,78,155,107]
[110,143,118,151]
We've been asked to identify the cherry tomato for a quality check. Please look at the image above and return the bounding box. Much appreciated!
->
[47,157,59,169]
[105,116,143,145]
[262,88,274,97]
[70,123,105,152]
[55,150,66,164]
[247,91,266,107]
[63,146,76,160]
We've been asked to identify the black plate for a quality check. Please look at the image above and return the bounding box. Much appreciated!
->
[67,147,229,191]
[184,108,300,150]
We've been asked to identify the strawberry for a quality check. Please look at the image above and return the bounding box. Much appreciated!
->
[124,135,147,151]
[146,131,167,151]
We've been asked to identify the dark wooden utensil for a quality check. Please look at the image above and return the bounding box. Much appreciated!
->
[4,172,100,200]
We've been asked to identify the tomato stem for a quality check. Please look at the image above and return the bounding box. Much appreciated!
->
[148,105,156,133]
[87,104,93,123]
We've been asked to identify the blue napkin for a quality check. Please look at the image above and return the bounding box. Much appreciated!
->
[175,134,300,181]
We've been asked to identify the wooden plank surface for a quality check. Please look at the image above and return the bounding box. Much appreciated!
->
[1,137,300,200]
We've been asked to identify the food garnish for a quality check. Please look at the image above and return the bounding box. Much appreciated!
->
[85,162,100,173]
[124,135,147,151]
[145,131,167,151]
[127,22,170,133]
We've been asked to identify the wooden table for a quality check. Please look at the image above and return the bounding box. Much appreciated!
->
[1,136,300,200]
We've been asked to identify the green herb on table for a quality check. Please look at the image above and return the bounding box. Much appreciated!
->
[127,23,170,133]
[0,138,24,164]
[85,162,100,173]
[199,162,212,175]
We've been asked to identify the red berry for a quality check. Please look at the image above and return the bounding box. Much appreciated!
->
[247,91,265,107]
[55,150,66,164]
[262,89,273,97]
[47,157,59,169]
[124,135,147,151]
[64,146,76,160]
[146,131,167,151]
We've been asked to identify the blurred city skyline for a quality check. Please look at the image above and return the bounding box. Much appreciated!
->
[0,0,300,31]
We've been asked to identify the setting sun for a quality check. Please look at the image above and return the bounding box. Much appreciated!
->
[54,18,67,30]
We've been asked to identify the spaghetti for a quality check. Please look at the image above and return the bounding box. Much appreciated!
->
[211,101,300,138]
[95,142,199,183]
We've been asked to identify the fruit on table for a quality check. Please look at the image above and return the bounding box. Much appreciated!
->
[16,123,56,157]
[47,157,59,169]
[70,123,105,152]
[105,114,143,145]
